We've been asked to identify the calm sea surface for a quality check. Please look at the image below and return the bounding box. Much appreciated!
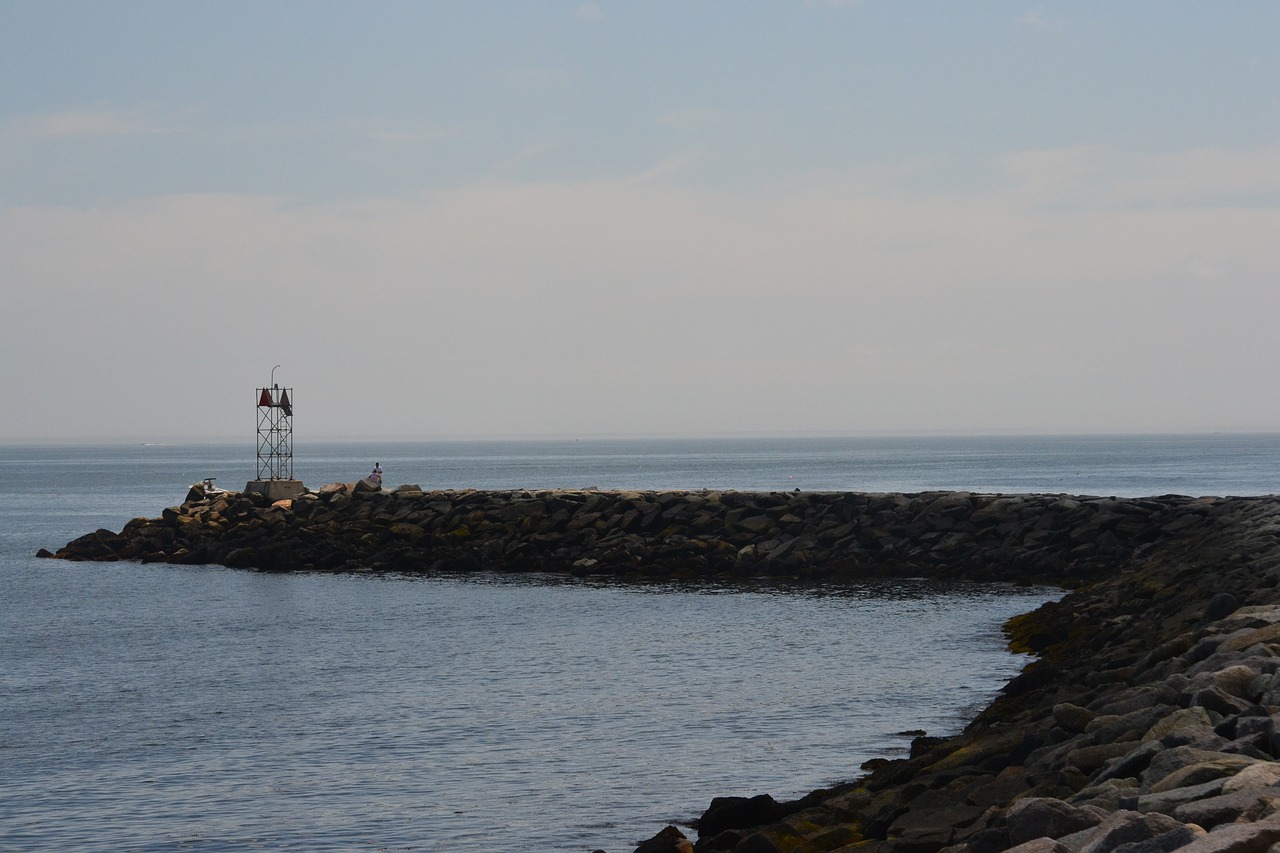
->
[2,434,1277,852]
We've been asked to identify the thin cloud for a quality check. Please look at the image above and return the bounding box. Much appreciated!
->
[656,109,723,130]
[1,108,176,141]
[366,124,458,144]
[509,68,567,90]
[1002,144,1280,210]
[625,153,702,184]
[5,157,1280,438]
[1019,11,1065,31]
[577,2,603,21]
[492,142,563,176]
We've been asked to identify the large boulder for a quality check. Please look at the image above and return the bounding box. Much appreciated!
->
[1006,797,1105,845]
[633,825,693,853]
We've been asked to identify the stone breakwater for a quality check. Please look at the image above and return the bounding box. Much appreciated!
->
[41,480,1205,585]
[41,485,1280,853]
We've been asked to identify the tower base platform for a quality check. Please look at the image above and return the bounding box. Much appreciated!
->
[244,480,306,501]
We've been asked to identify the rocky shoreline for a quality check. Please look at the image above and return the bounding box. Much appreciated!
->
[41,483,1280,853]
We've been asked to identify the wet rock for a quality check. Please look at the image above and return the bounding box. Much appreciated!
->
[696,795,786,838]
[633,825,693,853]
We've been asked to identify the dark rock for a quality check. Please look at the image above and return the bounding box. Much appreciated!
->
[1173,786,1280,829]
[1006,840,1072,853]
[1054,703,1096,733]
[1191,686,1253,718]
[1171,813,1280,853]
[1150,755,1261,794]
[1159,727,1234,754]
[633,825,693,853]
[1066,742,1141,774]
[1120,778,1229,815]
[1005,797,1104,845]
[888,789,987,849]
[1094,740,1164,784]
[1076,810,1191,853]
[696,795,784,838]
[1109,825,1202,853]
[1201,593,1240,626]
[1213,665,1263,700]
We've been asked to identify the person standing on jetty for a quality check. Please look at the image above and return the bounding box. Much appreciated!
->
[369,462,382,485]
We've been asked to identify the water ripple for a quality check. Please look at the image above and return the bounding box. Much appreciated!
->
[1,565,1054,852]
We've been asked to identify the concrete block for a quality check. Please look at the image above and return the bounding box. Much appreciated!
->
[244,480,305,501]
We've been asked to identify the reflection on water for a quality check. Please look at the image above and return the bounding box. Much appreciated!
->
[1,564,1055,852]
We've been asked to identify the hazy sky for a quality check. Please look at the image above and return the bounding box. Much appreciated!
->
[4,3,1279,441]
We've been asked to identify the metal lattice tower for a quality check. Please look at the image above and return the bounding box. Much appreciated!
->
[255,367,293,481]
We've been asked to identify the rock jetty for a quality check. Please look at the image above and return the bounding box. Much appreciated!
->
[41,481,1204,585]
[41,484,1280,853]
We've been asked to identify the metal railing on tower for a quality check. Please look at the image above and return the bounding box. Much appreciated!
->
[255,367,293,481]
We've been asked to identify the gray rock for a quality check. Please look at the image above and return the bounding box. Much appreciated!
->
[1007,798,1105,845]
[1250,673,1280,706]
[1094,740,1165,785]
[1069,742,1144,775]
[1201,593,1241,626]
[1159,726,1234,753]
[1218,624,1280,655]
[1170,813,1280,853]
[1006,839,1073,853]
[1089,707,1172,746]
[1187,653,1280,681]
[1151,755,1261,793]
[1173,785,1280,829]
[1070,778,1141,811]
[1233,712,1277,742]
[1057,703,1098,734]
[1145,747,1252,792]
[1111,825,1204,853]
[1091,687,1164,718]
[1077,810,1192,853]
[1144,708,1218,742]
[1119,778,1229,815]
[1223,762,1280,793]
[1215,665,1264,700]
[1193,686,1254,717]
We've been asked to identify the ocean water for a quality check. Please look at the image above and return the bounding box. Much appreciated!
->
[2,434,1276,852]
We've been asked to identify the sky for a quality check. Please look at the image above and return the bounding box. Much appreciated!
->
[3,2,1280,441]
